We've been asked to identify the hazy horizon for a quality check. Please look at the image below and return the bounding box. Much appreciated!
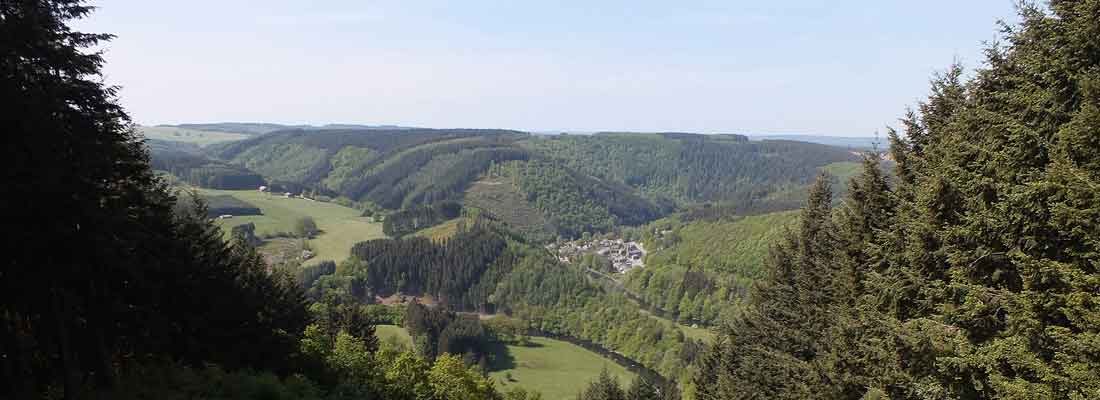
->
[80,1,1017,137]
[145,121,893,138]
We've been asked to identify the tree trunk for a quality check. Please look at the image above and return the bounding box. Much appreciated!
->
[1,310,32,398]
[89,282,116,390]
[52,289,80,400]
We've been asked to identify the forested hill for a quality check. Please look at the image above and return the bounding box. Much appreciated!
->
[520,132,857,205]
[206,128,532,208]
[165,128,857,238]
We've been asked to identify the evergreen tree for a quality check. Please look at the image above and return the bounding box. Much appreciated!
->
[879,2,1100,397]
[695,174,842,399]
[0,2,309,397]
[577,368,625,400]
[697,3,1100,399]
[824,153,902,397]
[626,375,680,400]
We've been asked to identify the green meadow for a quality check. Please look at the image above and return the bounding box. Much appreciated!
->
[374,325,635,400]
[488,337,636,400]
[198,189,385,264]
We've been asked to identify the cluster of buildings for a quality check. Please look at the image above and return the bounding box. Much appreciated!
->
[548,237,647,273]
[259,185,316,201]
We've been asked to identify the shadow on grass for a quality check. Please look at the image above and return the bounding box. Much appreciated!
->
[512,339,544,349]
[484,341,516,372]
[484,340,547,373]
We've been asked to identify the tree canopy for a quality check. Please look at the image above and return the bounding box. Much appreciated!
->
[694,3,1100,398]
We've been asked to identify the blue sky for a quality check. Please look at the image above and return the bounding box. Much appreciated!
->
[77,1,1018,136]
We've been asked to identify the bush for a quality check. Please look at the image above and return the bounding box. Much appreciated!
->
[295,217,319,238]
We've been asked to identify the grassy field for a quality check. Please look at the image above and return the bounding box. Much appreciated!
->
[372,325,634,400]
[413,218,465,241]
[197,189,384,264]
[139,125,250,146]
[489,337,635,400]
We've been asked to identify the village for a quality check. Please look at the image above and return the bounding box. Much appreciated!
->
[547,236,647,274]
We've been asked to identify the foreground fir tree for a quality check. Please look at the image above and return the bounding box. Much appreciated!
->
[576,369,678,400]
[696,2,1100,399]
[879,2,1100,398]
[694,174,846,399]
[1,1,309,398]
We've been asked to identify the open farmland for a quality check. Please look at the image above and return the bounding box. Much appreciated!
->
[373,325,634,400]
[488,336,636,400]
[198,189,384,264]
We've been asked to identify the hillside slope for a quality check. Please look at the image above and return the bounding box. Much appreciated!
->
[624,210,800,325]
[519,132,857,206]
[186,128,856,239]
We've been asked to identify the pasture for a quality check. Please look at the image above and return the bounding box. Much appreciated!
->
[373,325,635,400]
[488,337,635,400]
[198,189,384,264]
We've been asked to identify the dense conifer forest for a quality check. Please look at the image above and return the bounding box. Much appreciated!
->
[692,3,1100,398]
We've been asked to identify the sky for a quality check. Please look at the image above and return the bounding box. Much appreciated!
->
[76,1,1019,136]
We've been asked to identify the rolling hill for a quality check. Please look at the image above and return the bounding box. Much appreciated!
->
[168,127,858,240]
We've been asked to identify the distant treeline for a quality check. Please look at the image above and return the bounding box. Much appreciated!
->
[521,132,856,205]
[151,150,264,189]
